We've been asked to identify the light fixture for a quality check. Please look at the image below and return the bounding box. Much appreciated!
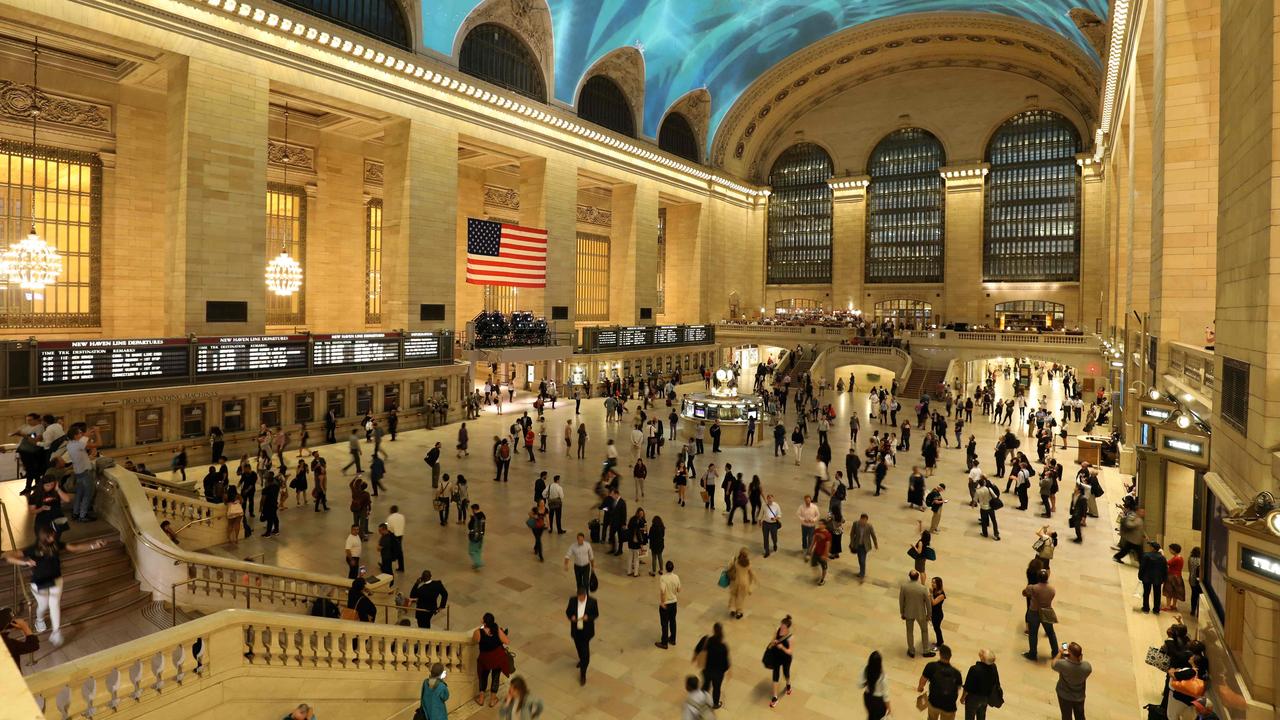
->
[1148,389,1160,401]
[1175,414,1192,430]
[265,102,303,297]
[0,37,62,295]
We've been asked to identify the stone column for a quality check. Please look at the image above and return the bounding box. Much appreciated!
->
[381,117,458,330]
[940,164,987,324]
[164,57,269,335]
[1077,157,1108,333]
[310,131,366,331]
[519,157,578,328]
[609,181,659,324]
[661,202,704,323]
[454,166,486,329]
[829,177,868,313]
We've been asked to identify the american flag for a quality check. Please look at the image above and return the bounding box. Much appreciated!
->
[465,218,548,288]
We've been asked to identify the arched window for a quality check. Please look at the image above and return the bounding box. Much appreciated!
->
[659,112,700,163]
[578,75,635,137]
[277,0,411,50]
[767,143,833,284]
[993,300,1066,331]
[866,128,946,283]
[459,23,547,102]
[984,110,1081,281]
[873,299,933,329]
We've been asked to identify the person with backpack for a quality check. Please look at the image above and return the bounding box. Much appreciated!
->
[435,474,454,526]
[918,644,964,720]
[528,500,549,562]
[467,504,486,569]
[494,440,512,482]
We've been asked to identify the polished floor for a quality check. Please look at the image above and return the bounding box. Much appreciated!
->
[13,364,1180,718]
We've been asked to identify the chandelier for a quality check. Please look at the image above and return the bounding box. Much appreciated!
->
[264,102,302,296]
[1,37,62,294]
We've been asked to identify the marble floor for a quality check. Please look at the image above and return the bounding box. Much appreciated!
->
[15,362,1183,719]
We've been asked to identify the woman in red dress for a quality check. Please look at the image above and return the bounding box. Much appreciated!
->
[1162,543,1186,612]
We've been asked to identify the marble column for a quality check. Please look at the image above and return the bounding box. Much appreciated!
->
[829,177,868,313]
[519,157,578,327]
[310,131,366,331]
[940,164,987,324]
[609,181,660,324]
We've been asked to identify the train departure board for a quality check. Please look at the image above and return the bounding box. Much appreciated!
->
[581,324,717,353]
[38,338,190,387]
[403,332,445,360]
[195,335,309,375]
[312,333,401,367]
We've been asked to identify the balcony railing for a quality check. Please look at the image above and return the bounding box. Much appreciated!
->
[1167,341,1216,395]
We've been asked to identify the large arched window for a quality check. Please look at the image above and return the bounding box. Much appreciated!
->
[984,110,1081,281]
[459,23,547,102]
[277,0,411,50]
[578,75,635,137]
[874,299,933,328]
[767,143,833,284]
[659,113,700,163]
[866,128,946,283]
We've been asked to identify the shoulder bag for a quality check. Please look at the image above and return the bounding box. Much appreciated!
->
[1038,607,1059,624]
[1144,646,1171,671]
[988,495,1004,511]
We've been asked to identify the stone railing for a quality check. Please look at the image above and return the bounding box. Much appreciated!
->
[21,609,475,720]
[1167,341,1216,396]
[97,468,407,623]
[717,322,1092,348]
[809,344,913,389]
[141,486,228,550]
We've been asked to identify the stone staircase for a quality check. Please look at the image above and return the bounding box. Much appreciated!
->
[0,529,149,630]
[899,366,947,401]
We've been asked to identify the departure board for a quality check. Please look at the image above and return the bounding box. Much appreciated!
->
[618,327,649,347]
[652,326,679,345]
[582,325,717,353]
[38,338,190,387]
[195,335,309,375]
[592,328,619,349]
[312,333,401,366]
[403,332,444,360]
[682,325,713,344]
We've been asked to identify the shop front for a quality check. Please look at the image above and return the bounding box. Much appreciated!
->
[1132,396,1210,554]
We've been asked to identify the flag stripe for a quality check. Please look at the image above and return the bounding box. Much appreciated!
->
[465,217,549,287]
[467,257,546,270]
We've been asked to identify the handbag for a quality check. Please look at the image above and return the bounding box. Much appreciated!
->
[638,547,650,561]
[717,569,731,588]
[589,571,599,593]
[700,489,711,503]
[1170,675,1205,697]
[432,498,445,511]
[761,646,777,669]
[989,681,1005,709]
[340,606,358,621]
[1144,646,1172,671]
[503,647,516,675]
[1038,607,1059,624]
[915,693,929,712]
[988,495,1004,511]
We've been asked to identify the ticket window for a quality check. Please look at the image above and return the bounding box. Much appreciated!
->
[180,403,206,440]
[326,390,345,420]
[260,395,282,429]
[84,411,116,449]
[135,408,164,445]
[222,399,246,433]
[383,383,401,412]
[433,378,448,401]
[409,381,425,408]
[356,386,374,416]
[666,357,673,373]
[623,361,631,376]
[294,392,315,424]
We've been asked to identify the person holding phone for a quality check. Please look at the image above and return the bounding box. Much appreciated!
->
[418,662,450,720]
[1,607,38,662]
[4,525,106,646]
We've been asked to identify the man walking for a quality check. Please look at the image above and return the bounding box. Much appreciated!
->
[796,496,819,554]
[918,644,963,720]
[1052,642,1091,720]
[926,483,946,533]
[655,560,681,649]
[63,423,99,521]
[761,494,782,557]
[1113,508,1146,563]
[566,586,599,686]
[408,570,448,628]
[343,429,363,474]
[385,505,406,572]
[900,570,935,658]
[851,513,879,579]
[564,532,594,591]
[344,524,363,579]
[424,442,442,488]
[1022,568,1059,661]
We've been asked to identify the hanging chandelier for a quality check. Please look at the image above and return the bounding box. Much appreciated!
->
[1,37,62,295]
[265,102,302,296]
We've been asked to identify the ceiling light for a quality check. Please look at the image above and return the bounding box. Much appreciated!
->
[1175,414,1191,430]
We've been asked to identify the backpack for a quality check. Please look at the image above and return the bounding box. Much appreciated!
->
[468,515,486,542]
[927,663,962,700]
[499,445,511,460]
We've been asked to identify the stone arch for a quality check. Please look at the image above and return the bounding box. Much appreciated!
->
[660,88,712,154]
[575,46,645,137]
[452,0,554,100]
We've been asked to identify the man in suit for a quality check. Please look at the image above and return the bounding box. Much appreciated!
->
[566,587,599,685]
[1138,541,1169,614]
[899,570,935,658]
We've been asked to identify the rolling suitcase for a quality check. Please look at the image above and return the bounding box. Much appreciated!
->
[588,518,602,543]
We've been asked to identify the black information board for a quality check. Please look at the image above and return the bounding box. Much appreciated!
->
[312,333,401,367]
[403,332,444,360]
[195,335,309,375]
[38,339,190,387]
[581,324,716,353]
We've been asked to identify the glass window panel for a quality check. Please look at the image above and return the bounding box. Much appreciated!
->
[365,199,382,324]
[658,113,700,163]
[0,142,101,327]
[866,129,946,283]
[459,23,547,103]
[576,231,610,320]
[656,208,666,314]
[984,111,1081,282]
[266,183,307,325]
[275,0,412,50]
[767,143,833,284]
[578,75,635,137]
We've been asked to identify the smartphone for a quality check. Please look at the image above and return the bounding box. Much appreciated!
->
[1061,643,1068,651]
[439,669,447,679]
[359,565,367,576]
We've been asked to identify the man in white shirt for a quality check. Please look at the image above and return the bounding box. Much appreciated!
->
[544,475,566,533]
[967,463,984,507]
[385,505,406,572]
[796,496,820,555]
[63,423,98,521]
[344,524,363,579]
[655,560,681,649]
[564,532,594,591]
[761,494,783,557]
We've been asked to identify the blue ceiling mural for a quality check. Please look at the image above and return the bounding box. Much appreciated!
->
[421,1,1107,146]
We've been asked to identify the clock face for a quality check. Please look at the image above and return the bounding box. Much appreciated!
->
[1268,510,1280,537]
[715,368,732,383]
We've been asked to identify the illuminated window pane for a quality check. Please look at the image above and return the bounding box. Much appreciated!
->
[656,208,667,314]
[994,300,1066,330]
[365,199,382,324]
[575,231,610,321]
[266,183,306,325]
[0,141,100,327]
[866,128,945,283]
[767,143,832,284]
[873,299,933,328]
[275,0,412,50]
[459,23,547,103]
[984,110,1081,282]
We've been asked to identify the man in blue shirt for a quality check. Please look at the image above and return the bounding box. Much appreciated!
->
[62,423,99,521]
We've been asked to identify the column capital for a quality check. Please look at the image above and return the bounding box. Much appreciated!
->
[1076,153,1104,181]
[828,175,870,201]
[940,162,989,188]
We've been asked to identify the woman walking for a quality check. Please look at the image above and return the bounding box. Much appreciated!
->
[311,457,329,512]
[528,500,548,561]
[296,422,310,457]
[728,474,749,526]
[673,463,689,507]
[290,459,309,507]
[455,476,470,524]
[625,508,648,576]
[576,422,588,459]
[225,487,244,545]
[457,422,469,458]
[748,476,763,524]
[725,547,756,619]
[498,676,543,719]
[765,615,795,708]
[467,503,486,569]
[929,576,947,650]
[861,651,891,719]
[693,623,731,710]
[5,526,107,646]
[473,613,511,708]
[648,516,666,576]
[909,526,936,577]
[701,463,719,510]
[632,458,647,501]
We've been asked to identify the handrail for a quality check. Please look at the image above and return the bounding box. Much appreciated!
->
[0,499,33,621]
[23,608,475,720]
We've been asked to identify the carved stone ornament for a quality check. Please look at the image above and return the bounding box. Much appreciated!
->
[0,80,110,133]
[459,0,554,71]
[584,47,644,118]
[576,204,612,227]
[267,140,315,172]
[484,184,521,210]
[364,160,384,185]
[667,88,711,152]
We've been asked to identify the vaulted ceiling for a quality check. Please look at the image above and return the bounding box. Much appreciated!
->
[422,0,1108,142]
